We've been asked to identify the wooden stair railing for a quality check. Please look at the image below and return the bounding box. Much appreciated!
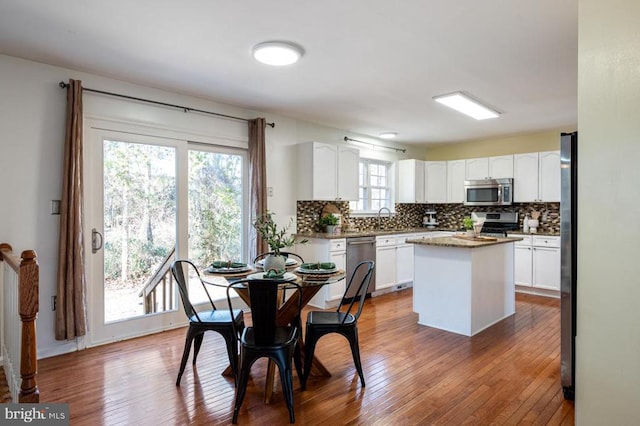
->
[138,246,176,314]
[0,243,39,403]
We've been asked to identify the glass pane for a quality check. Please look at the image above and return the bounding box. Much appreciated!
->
[188,150,244,302]
[103,140,176,323]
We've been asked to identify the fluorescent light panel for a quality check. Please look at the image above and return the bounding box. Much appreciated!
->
[379,132,397,139]
[433,92,500,120]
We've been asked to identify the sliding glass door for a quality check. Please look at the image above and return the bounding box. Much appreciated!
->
[86,124,247,346]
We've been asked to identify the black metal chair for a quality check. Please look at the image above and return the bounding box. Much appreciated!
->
[301,260,375,390]
[171,260,244,386]
[226,278,303,424]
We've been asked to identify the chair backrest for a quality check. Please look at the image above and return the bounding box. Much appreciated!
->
[252,251,304,265]
[227,278,302,346]
[338,260,375,324]
[171,260,218,322]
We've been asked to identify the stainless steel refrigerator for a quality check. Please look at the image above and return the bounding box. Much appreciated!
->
[560,131,578,400]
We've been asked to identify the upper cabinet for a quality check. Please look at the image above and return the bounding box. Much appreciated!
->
[337,146,359,201]
[447,160,466,203]
[513,151,560,202]
[538,151,561,202]
[398,159,425,203]
[465,155,513,180]
[424,161,447,203]
[297,142,359,201]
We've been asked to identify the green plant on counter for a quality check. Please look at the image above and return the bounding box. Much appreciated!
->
[463,216,474,230]
[319,213,339,226]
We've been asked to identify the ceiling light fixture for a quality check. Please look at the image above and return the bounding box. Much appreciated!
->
[379,132,397,139]
[433,92,500,120]
[252,41,304,66]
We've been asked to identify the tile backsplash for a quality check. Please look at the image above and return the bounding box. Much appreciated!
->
[296,200,560,235]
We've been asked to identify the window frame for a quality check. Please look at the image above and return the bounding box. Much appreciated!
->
[350,158,394,215]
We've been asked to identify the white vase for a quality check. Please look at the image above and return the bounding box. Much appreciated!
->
[263,254,286,272]
[465,230,476,237]
[325,225,337,234]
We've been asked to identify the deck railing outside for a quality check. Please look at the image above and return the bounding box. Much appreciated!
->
[138,246,176,314]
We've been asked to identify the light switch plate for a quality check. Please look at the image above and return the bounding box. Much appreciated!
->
[51,200,61,215]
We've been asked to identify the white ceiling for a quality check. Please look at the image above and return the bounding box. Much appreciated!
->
[0,0,577,145]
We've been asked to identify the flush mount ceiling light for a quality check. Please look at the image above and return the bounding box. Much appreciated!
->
[433,92,501,120]
[379,132,398,139]
[252,41,304,66]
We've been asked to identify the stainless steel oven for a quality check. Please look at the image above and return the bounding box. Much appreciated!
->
[464,178,513,206]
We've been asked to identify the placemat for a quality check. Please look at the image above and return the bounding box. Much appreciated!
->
[295,269,346,281]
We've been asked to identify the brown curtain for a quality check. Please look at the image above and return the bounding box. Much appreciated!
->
[248,118,269,261]
[56,79,88,340]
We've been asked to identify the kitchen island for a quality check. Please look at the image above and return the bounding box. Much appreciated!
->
[406,235,522,337]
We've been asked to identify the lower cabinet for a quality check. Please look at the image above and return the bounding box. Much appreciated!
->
[296,238,346,308]
[532,237,561,291]
[375,236,398,291]
[509,234,560,295]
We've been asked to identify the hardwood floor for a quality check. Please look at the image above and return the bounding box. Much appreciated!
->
[37,290,574,425]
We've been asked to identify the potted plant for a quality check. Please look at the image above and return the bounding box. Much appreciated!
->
[319,213,339,234]
[253,211,307,271]
[462,216,475,237]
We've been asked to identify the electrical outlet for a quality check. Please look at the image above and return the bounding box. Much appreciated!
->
[267,187,274,197]
[51,295,57,311]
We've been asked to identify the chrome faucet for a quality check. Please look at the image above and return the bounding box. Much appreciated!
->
[377,207,392,230]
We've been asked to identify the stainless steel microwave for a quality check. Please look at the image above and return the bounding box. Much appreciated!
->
[464,178,513,206]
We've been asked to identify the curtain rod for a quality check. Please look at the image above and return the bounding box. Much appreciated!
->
[59,81,275,128]
[343,136,406,153]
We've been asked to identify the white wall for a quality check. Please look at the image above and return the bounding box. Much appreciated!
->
[577,0,640,423]
[0,54,412,357]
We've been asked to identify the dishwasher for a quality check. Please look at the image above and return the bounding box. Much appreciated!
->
[345,236,376,300]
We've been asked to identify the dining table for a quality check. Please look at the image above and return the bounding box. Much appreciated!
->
[202,262,346,404]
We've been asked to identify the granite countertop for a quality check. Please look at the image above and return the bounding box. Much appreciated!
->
[295,227,455,240]
[406,235,523,248]
[505,231,559,237]
[295,229,558,240]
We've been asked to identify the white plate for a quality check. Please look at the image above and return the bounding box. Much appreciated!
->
[296,267,338,275]
[206,265,251,274]
[256,258,298,266]
[247,272,297,281]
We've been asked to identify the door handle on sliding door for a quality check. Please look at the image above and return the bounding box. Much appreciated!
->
[92,228,103,253]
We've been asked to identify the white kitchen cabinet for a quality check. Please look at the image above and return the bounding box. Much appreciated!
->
[513,151,560,202]
[489,155,514,179]
[424,161,447,203]
[509,234,560,296]
[465,157,489,180]
[296,238,347,308]
[398,159,425,203]
[538,151,561,202]
[532,236,561,291]
[396,234,417,285]
[447,159,466,203]
[337,146,360,201]
[513,236,533,286]
[327,245,347,301]
[375,236,397,290]
[297,141,359,201]
[465,155,513,180]
[513,152,539,202]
